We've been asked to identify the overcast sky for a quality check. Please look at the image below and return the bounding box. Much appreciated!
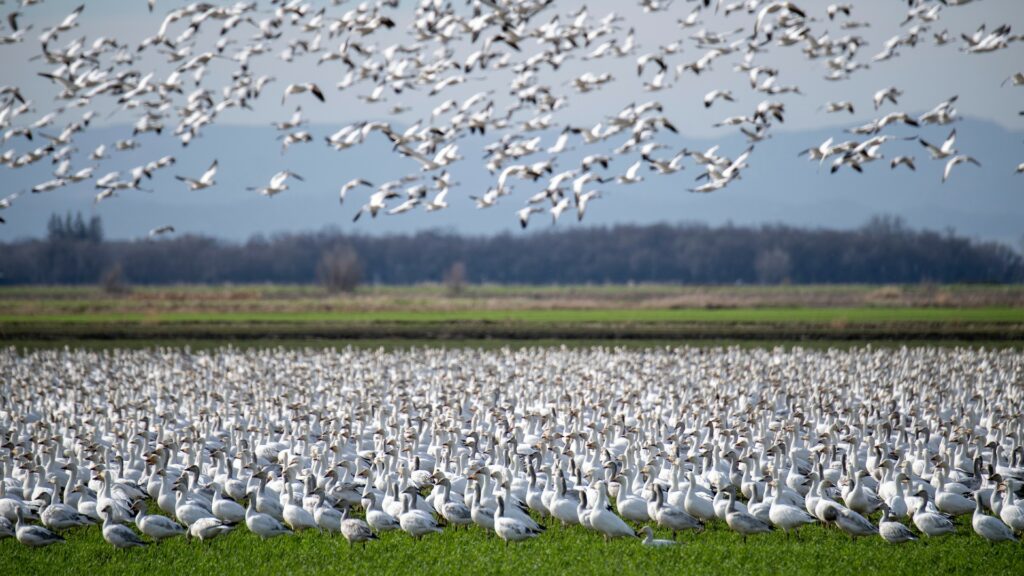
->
[1,0,1022,246]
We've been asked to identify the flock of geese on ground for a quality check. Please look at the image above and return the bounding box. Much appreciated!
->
[0,1,1021,233]
[1,345,1023,551]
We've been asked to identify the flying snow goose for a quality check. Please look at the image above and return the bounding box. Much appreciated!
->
[873,87,902,109]
[339,179,372,205]
[890,156,916,171]
[175,160,218,191]
[942,155,981,183]
[919,129,957,159]
[282,83,325,104]
[704,89,735,108]
[148,225,175,238]
[249,170,304,197]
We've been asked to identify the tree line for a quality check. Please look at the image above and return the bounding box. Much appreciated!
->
[1,213,1021,285]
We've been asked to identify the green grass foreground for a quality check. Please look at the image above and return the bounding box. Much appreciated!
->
[2,518,1021,576]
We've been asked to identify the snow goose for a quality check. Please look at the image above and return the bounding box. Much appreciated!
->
[873,87,903,109]
[399,493,442,539]
[493,476,540,530]
[942,155,981,183]
[189,517,233,542]
[39,491,94,530]
[174,486,214,527]
[362,493,400,533]
[71,485,101,522]
[133,502,185,542]
[911,490,956,537]
[919,129,957,159]
[615,160,645,185]
[934,469,975,516]
[494,495,542,546]
[282,83,325,104]
[99,504,148,549]
[714,485,748,520]
[651,484,703,538]
[469,480,496,530]
[436,478,472,530]
[95,470,135,524]
[615,474,650,523]
[768,481,816,538]
[748,483,772,524]
[549,476,580,526]
[890,156,916,171]
[312,491,343,534]
[15,508,64,547]
[998,482,1024,533]
[282,480,316,531]
[576,489,594,529]
[525,466,548,516]
[844,470,883,515]
[340,509,377,547]
[972,493,1017,543]
[245,493,292,539]
[211,483,245,525]
[588,481,636,541]
[704,90,735,108]
[724,488,772,543]
[878,504,917,544]
[813,480,844,522]
[887,473,910,519]
[174,160,218,191]
[249,170,304,197]
[684,471,716,522]
[338,178,373,205]
[148,225,175,239]
[823,505,877,541]
[641,526,680,547]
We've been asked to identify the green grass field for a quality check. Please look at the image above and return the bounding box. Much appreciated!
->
[2,514,1020,576]
[3,284,1023,342]
[3,307,1023,324]
[3,285,1023,572]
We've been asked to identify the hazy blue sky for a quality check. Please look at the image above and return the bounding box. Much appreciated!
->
[1,0,1022,245]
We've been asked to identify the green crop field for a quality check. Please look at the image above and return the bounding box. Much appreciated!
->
[2,513,1020,576]
[3,284,1023,343]
[2,306,1023,325]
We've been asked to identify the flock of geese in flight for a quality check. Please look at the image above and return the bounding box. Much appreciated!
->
[0,0,1020,233]
[1,345,1023,550]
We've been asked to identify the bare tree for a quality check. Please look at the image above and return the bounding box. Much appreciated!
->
[755,247,792,284]
[99,262,129,295]
[317,245,362,293]
[444,261,467,296]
